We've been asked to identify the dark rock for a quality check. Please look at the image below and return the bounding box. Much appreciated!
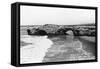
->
[27,28,47,35]
[56,28,66,35]
[34,29,47,35]
[26,24,95,36]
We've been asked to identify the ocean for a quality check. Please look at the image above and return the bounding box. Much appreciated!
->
[20,34,95,64]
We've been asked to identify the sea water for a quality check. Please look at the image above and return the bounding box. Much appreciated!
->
[20,35,95,63]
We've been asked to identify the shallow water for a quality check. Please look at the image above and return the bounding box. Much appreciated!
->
[43,35,95,62]
[20,35,95,63]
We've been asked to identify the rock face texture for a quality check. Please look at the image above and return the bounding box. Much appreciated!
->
[27,29,47,35]
[66,30,74,36]
[26,24,95,36]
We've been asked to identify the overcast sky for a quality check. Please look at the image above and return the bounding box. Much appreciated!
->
[20,5,95,25]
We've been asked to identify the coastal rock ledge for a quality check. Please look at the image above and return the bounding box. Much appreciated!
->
[26,24,95,36]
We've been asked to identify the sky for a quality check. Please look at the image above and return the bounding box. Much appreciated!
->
[20,5,95,25]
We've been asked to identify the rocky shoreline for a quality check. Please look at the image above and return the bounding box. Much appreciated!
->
[21,24,95,36]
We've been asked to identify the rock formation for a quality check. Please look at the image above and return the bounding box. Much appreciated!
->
[66,30,74,36]
[26,24,95,36]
